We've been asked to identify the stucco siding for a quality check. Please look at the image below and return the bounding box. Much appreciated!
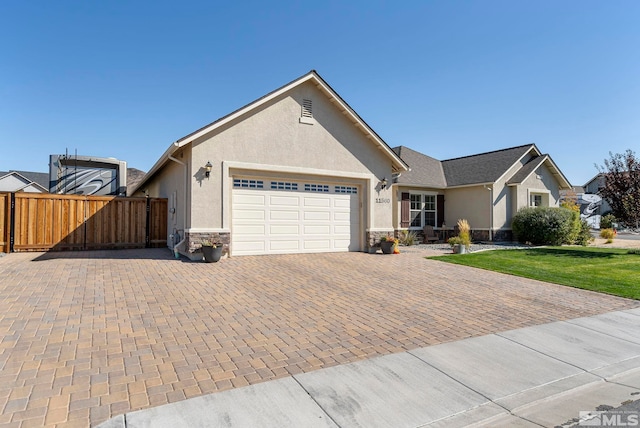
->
[189,81,394,230]
[511,163,561,215]
[136,147,191,246]
[444,186,491,231]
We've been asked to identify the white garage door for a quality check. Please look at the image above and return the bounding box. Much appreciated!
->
[232,178,361,256]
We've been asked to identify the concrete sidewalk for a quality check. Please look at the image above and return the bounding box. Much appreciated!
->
[98,308,640,428]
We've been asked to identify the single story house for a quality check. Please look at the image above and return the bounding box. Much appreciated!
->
[393,145,572,241]
[131,70,409,258]
[132,71,572,258]
[0,170,49,193]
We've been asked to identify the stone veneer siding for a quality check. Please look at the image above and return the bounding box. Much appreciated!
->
[492,229,513,242]
[185,231,230,256]
[366,230,395,251]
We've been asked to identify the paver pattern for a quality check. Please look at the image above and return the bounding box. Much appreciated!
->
[0,248,637,427]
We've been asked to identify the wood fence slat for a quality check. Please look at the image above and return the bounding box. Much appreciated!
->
[9,194,166,252]
[0,194,9,253]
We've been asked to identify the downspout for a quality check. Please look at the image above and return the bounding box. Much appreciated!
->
[168,153,188,256]
[172,233,186,259]
[485,185,493,241]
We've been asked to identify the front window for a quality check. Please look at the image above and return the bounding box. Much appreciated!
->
[530,194,542,207]
[410,193,436,228]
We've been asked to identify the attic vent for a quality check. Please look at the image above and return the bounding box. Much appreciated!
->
[299,99,314,125]
[302,99,312,117]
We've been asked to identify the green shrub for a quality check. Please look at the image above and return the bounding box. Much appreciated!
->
[574,219,594,246]
[565,210,593,246]
[600,214,616,230]
[512,207,576,245]
[600,228,615,243]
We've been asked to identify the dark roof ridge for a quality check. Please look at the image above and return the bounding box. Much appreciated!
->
[441,143,534,162]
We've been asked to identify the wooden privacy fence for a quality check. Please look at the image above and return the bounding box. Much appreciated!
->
[0,193,167,252]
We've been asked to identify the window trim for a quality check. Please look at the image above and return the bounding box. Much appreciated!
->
[407,192,438,229]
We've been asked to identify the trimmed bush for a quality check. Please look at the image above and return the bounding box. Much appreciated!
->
[512,207,576,246]
[600,228,616,243]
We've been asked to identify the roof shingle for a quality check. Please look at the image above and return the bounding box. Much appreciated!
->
[391,146,447,188]
[441,144,535,187]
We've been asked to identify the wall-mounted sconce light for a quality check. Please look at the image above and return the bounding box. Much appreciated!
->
[380,177,388,190]
[205,161,212,178]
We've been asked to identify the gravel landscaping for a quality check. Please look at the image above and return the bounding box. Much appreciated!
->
[400,242,531,254]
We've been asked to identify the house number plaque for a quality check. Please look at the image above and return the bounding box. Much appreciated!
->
[375,198,390,204]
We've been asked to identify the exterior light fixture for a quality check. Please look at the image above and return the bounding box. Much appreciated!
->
[380,177,388,190]
[205,161,212,178]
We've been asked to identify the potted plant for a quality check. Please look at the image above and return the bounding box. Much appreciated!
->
[380,235,398,254]
[448,236,467,254]
[201,240,223,263]
[448,219,471,254]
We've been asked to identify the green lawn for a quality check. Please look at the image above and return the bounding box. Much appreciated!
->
[429,247,640,300]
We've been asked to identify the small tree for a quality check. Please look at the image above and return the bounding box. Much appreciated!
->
[597,150,640,229]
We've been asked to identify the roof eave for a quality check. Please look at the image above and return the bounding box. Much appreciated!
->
[544,157,572,189]
[493,144,539,184]
[134,71,408,194]
[128,142,179,196]
[394,183,447,190]
[445,181,495,189]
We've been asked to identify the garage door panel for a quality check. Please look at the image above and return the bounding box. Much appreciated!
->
[270,224,299,235]
[304,225,331,235]
[304,197,331,207]
[233,241,266,252]
[333,211,351,221]
[333,224,351,234]
[270,210,299,220]
[303,240,331,250]
[333,198,352,208]
[233,184,360,256]
[270,195,300,206]
[304,211,331,221]
[334,239,353,249]
[233,194,265,205]
[270,240,300,251]
[234,210,266,220]
[235,224,266,235]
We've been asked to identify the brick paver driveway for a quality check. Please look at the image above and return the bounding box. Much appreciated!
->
[0,248,638,427]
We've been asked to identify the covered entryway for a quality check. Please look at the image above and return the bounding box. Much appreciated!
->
[231,178,360,255]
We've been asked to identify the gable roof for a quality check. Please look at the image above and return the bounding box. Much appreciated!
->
[505,155,548,185]
[132,70,409,195]
[441,144,536,187]
[391,146,447,188]
[506,154,572,189]
[0,170,49,192]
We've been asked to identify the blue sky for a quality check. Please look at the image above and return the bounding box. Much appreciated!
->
[2,1,639,185]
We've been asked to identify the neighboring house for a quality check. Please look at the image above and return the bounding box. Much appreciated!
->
[132,71,572,258]
[393,144,572,241]
[0,170,49,193]
[574,173,611,229]
[131,70,409,258]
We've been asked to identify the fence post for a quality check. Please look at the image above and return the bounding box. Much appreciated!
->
[9,193,15,253]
